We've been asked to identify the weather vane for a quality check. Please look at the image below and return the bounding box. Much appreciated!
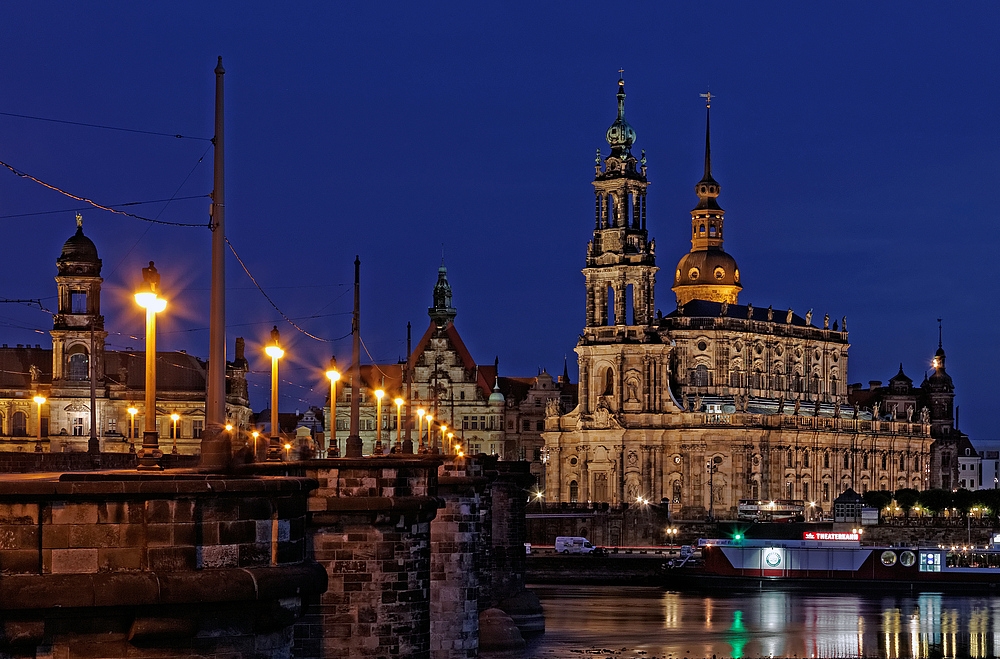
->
[700,91,714,108]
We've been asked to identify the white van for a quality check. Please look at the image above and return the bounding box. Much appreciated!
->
[555,536,596,554]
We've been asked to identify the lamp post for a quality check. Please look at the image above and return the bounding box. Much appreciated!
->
[265,326,284,461]
[394,397,403,453]
[135,261,166,471]
[417,408,425,454]
[439,424,447,455]
[251,430,259,461]
[325,359,341,458]
[33,395,45,453]
[425,414,433,455]
[170,413,180,455]
[127,406,137,452]
[374,389,385,455]
[706,456,722,522]
[447,431,454,454]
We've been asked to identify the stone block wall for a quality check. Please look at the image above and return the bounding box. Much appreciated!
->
[293,459,442,659]
[0,473,324,658]
[432,457,486,659]
[0,451,198,473]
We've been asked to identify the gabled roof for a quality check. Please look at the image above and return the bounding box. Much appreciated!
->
[409,320,494,399]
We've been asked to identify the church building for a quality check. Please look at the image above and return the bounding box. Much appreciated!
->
[543,79,938,518]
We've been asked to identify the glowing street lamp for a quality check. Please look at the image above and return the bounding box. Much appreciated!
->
[284,442,292,461]
[33,395,45,453]
[374,389,385,455]
[251,430,260,460]
[127,406,138,452]
[447,431,455,454]
[394,397,404,453]
[425,414,433,454]
[417,408,426,454]
[170,413,180,455]
[265,326,284,461]
[134,261,166,470]
[325,359,341,457]
[439,424,447,455]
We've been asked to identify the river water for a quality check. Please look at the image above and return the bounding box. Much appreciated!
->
[526,585,1000,658]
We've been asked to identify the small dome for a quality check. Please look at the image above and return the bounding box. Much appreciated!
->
[488,379,505,404]
[60,224,99,263]
[605,79,636,154]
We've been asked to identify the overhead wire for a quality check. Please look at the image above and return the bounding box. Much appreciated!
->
[0,110,211,141]
[0,159,209,227]
[0,195,210,220]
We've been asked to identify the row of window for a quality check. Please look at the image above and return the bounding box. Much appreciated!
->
[783,450,920,472]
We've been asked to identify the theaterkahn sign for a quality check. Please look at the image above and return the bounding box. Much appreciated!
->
[803,532,859,541]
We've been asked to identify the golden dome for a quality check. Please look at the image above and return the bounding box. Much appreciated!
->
[672,249,741,306]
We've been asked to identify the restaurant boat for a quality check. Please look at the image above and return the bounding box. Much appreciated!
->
[668,533,1000,592]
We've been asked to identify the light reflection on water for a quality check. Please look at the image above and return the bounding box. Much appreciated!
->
[526,585,1000,658]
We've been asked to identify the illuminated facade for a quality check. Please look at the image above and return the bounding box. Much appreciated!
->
[0,219,251,454]
[543,79,936,517]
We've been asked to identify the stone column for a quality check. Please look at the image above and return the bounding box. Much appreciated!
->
[302,459,441,658]
[431,457,487,659]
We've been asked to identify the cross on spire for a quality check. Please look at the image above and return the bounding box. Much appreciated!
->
[700,91,714,109]
[618,68,624,78]
[937,317,943,349]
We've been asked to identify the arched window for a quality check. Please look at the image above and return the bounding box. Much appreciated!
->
[900,455,906,471]
[603,369,614,396]
[672,481,682,504]
[863,453,869,470]
[914,456,920,471]
[730,368,742,388]
[709,225,717,237]
[811,374,821,394]
[569,480,579,503]
[830,377,838,396]
[824,452,830,469]
[606,284,615,326]
[803,451,810,468]
[751,481,759,499]
[12,411,27,437]
[787,449,793,468]
[692,364,709,387]
[843,452,850,470]
[699,224,705,234]
[67,349,89,381]
[881,454,888,471]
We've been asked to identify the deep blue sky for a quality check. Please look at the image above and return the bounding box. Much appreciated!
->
[1,3,997,437]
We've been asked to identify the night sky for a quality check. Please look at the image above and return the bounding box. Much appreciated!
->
[1,4,997,438]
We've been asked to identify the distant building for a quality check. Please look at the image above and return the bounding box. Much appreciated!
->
[0,218,251,454]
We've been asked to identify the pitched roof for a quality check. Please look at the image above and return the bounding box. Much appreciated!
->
[409,320,494,399]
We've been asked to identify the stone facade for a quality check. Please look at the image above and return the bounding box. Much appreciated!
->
[543,80,937,518]
[0,219,252,456]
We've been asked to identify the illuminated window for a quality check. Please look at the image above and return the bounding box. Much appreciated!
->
[192,420,204,439]
[72,417,84,436]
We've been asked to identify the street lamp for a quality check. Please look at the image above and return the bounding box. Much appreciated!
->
[33,395,45,453]
[416,408,426,454]
[447,431,454,453]
[325,359,341,457]
[251,430,259,460]
[439,423,447,455]
[425,414,433,454]
[706,456,722,522]
[127,406,137,452]
[284,442,292,461]
[394,397,404,453]
[265,326,284,461]
[170,413,180,455]
[134,261,166,470]
[374,389,385,455]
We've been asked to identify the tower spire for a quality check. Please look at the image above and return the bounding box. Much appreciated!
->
[937,317,943,350]
[700,92,715,182]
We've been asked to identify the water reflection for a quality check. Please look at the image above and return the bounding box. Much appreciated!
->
[527,585,1000,658]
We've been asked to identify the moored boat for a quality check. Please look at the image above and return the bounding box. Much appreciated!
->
[666,534,1000,592]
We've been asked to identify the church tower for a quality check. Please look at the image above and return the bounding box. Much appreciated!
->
[576,78,671,418]
[671,95,742,306]
[50,215,107,390]
[584,77,657,328]
[925,329,955,437]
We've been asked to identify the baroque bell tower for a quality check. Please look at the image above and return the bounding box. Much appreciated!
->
[576,77,672,419]
[50,215,107,390]
[584,77,657,329]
